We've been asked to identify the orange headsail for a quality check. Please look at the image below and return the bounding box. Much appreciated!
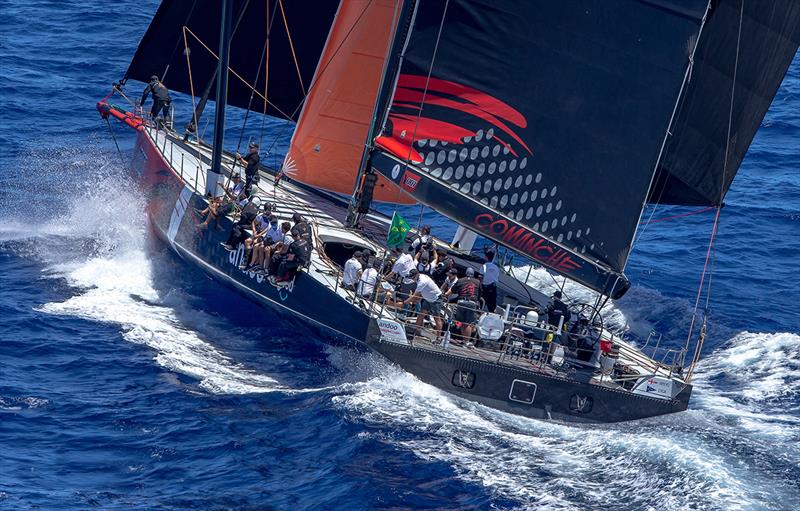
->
[283,0,414,204]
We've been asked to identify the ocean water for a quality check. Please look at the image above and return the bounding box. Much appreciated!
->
[1,1,799,509]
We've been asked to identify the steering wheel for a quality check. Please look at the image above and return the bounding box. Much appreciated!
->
[569,302,605,346]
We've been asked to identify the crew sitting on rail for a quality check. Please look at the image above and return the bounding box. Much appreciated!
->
[266,221,294,277]
[343,250,363,291]
[239,206,273,271]
[273,236,304,284]
[289,213,313,266]
[451,267,482,341]
[197,196,224,231]
[399,268,444,340]
[221,196,260,251]
[411,225,432,253]
[545,290,571,330]
[226,174,247,203]
[140,75,171,128]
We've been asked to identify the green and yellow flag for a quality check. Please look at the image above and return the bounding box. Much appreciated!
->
[386,212,411,248]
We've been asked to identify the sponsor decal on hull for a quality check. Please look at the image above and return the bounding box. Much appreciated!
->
[377,318,408,344]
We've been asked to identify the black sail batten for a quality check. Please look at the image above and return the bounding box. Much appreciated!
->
[649,0,800,206]
[124,0,339,119]
[369,0,706,296]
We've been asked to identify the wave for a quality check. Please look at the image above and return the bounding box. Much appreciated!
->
[5,150,292,396]
[330,331,800,510]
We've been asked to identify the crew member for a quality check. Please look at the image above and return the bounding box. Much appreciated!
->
[481,247,500,312]
[401,269,444,340]
[140,75,171,125]
[546,290,572,329]
[237,142,261,193]
[451,267,481,341]
[343,251,363,291]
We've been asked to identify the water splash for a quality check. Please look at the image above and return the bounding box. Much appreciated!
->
[10,148,288,395]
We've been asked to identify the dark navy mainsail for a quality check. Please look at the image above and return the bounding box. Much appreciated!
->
[370,0,707,297]
[649,0,800,205]
[124,0,338,119]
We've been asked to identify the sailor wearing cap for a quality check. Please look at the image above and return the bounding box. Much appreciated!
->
[400,268,444,340]
[237,141,261,192]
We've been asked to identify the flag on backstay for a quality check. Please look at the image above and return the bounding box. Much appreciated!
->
[386,212,410,248]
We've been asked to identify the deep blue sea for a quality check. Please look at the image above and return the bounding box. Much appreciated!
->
[1,2,798,509]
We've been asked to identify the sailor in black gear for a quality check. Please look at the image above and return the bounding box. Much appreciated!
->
[546,290,572,329]
[222,197,260,250]
[140,75,172,124]
[237,142,261,192]
[289,213,313,265]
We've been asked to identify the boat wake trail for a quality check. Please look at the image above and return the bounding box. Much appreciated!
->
[332,335,800,510]
[6,151,289,395]
[37,252,283,395]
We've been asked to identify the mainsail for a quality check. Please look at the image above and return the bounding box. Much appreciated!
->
[369,0,708,297]
[649,0,800,205]
[124,0,338,119]
[283,0,414,203]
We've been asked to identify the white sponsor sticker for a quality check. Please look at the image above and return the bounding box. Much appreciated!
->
[377,318,408,344]
[632,376,678,399]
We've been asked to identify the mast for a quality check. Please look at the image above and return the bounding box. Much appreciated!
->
[206,0,234,196]
[346,0,418,227]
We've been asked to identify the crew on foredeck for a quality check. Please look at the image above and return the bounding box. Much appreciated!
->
[140,75,171,126]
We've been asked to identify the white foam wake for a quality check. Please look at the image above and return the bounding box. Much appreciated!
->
[691,331,800,454]
[332,367,792,510]
[18,153,287,395]
[38,250,284,395]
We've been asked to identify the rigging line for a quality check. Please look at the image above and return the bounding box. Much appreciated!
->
[684,205,720,379]
[259,0,279,148]
[104,118,125,165]
[641,205,715,225]
[262,0,377,160]
[688,0,745,380]
[629,2,712,254]
[394,0,450,206]
[277,0,305,95]
[181,26,204,176]
[225,33,271,194]
[160,0,200,83]
[183,26,295,121]
[182,27,199,137]
[720,0,744,208]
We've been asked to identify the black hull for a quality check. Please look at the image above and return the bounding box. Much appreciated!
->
[366,339,691,424]
[133,130,692,424]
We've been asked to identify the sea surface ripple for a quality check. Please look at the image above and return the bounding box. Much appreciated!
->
[1,1,798,509]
